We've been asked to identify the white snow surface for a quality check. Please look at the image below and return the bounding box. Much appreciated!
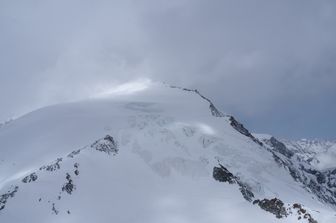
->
[0,82,335,222]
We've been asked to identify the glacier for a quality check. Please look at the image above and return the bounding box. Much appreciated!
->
[0,82,335,223]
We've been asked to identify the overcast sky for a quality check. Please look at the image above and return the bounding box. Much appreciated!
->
[1,0,336,139]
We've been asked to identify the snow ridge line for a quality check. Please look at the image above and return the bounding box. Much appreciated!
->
[169,85,226,117]
[169,85,263,146]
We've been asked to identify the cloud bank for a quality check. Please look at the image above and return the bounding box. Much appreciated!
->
[1,0,336,138]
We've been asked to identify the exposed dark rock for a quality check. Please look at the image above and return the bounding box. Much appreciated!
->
[331,168,336,175]
[238,182,255,202]
[62,173,75,195]
[209,103,224,117]
[302,166,319,176]
[269,137,294,158]
[316,173,326,184]
[253,198,287,218]
[40,158,62,172]
[213,165,236,184]
[74,163,79,176]
[213,165,255,202]
[326,169,336,188]
[193,89,225,117]
[229,116,263,146]
[169,86,225,117]
[91,135,118,155]
[22,172,38,183]
[52,203,59,215]
[67,149,81,158]
[292,203,318,223]
[0,186,19,211]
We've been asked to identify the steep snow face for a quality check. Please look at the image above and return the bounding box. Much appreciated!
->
[0,83,335,223]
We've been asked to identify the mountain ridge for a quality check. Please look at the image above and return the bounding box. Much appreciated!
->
[0,83,335,222]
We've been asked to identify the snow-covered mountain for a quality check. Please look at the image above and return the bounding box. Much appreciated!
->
[0,82,335,223]
[282,139,336,171]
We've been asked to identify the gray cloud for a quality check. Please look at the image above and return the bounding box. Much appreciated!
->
[1,0,336,139]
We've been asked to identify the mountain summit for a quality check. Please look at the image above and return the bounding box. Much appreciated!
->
[0,82,335,222]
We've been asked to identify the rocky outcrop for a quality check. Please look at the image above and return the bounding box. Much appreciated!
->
[40,158,62,172]
[213,164,312,220]
[192,89,225,117]
[91,135,118,155]
[253,198,288,218]
[67,149,81,158]
[229,116,263,146]
[268,137,294,158]
[213,164,255,202]
[238,182,255,202]
[22,173,38,183]
[0,186,19,211]
[52,203,59,215]
[292,203,318,223]
[74,163,79,176]
[62,173,75,195]
[169,86,225,118]
[213,165,236,184]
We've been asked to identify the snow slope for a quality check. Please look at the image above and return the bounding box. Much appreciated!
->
[0,82,335,223]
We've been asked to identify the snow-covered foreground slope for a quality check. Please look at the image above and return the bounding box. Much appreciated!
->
[0,83,335,223]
